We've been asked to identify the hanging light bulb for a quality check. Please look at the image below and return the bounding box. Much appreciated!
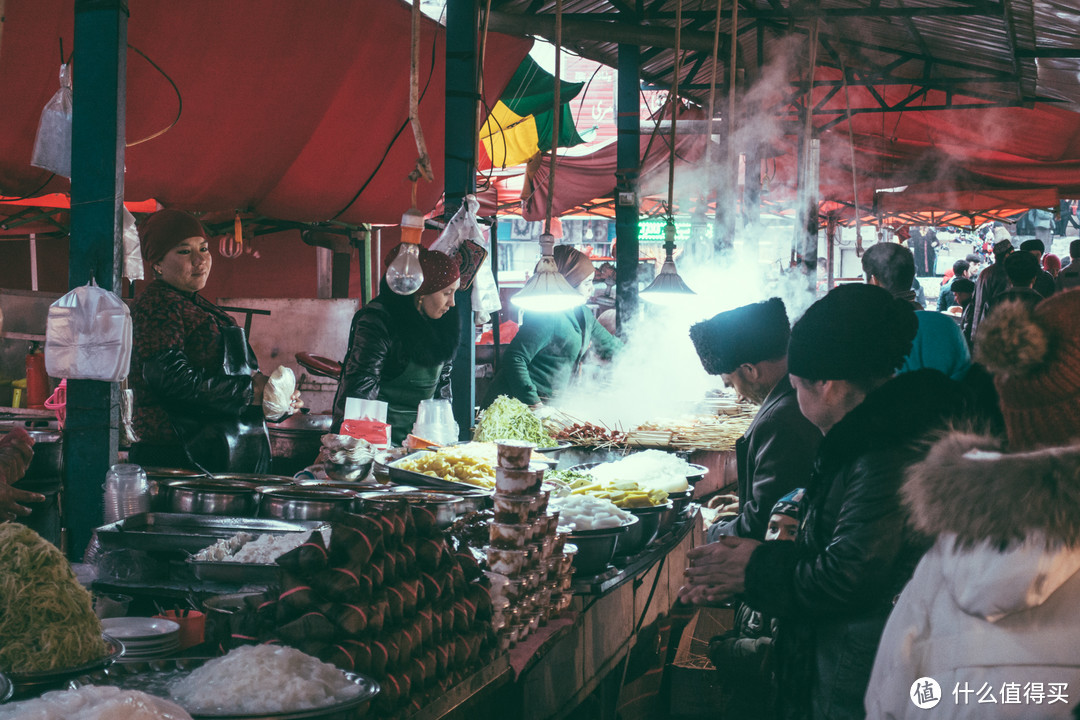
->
[511,232,587,312]
[387,208,426,295]
[641,219,695,305]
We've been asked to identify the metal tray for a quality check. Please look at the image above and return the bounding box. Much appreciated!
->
[387,450,496,493]
[72,656,379,720]
[185,557,281,585]
[5,635,124,699]
[95,513,325,555]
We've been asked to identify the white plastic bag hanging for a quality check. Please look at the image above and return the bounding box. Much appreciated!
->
[122,207,145,281]
[31,64,73,178]
[45,280,132,382]
[430,195,502,323]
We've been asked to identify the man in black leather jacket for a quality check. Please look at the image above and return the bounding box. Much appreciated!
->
[681,284,968,720]
[689,298,821,542]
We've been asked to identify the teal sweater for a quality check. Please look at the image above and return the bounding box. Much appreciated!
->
[483,308,622,407]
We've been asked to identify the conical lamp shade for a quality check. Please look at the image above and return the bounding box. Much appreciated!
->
[512,256,586,312]
[511,233,587,312]
[640,258,695,306]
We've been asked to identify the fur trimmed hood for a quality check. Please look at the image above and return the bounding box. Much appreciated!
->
[903,431,1080,619]
[903,431,1080,550]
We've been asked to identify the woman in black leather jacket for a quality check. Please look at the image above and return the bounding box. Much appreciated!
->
[129,209,299,473]
[331,246,461,445]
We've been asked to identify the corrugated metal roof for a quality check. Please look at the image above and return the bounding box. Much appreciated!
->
[486,0,1080,112]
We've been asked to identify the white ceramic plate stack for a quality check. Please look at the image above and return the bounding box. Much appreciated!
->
[101,617,181,661]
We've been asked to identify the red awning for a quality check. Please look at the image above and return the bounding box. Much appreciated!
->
[0,1,532,225]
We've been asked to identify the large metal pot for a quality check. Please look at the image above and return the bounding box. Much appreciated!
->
[168,479,260,516]
[7,430,63,486]
[266,411,332,476]
[258,486,356,521]
[145,467,206,512]
[357,491,464,530]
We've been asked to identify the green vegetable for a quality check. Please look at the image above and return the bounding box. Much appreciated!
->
[546,469,596,488]
[474,395,557,447]
[0,524,108,673]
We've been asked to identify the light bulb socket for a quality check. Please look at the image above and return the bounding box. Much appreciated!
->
[400,209,425,245]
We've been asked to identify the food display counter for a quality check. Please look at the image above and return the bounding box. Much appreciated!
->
[2,420,718,719]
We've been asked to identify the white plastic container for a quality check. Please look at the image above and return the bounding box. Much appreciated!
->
[45,282,132,382]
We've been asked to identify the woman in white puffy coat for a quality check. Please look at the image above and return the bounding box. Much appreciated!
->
[866,292,1080,719]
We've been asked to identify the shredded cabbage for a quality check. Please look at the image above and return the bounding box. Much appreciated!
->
[474,396,556,446]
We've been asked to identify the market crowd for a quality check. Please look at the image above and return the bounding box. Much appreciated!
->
[681,240,1080,720]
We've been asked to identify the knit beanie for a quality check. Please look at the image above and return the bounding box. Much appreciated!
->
[788,283,918,381]
[1044,254,1062,275]
[974,289,1080,450]
[140,209,208,265]
[689,298,790,375]
[770,488,805,520]
[552,244,595,288]
[384,245,461,296]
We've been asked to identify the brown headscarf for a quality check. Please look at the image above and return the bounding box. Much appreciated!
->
[140,209,208,266]
[384,244,461,296]
[552,245,594,288]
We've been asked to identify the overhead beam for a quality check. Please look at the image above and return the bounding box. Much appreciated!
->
[1016,47,1080,58]
[644,2,1002,19]
[487,11,723,51]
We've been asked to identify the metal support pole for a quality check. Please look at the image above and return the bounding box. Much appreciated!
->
[66,0,127,559]
[490,219,501,370]
[445,0,478,437]
[615,43,641,333]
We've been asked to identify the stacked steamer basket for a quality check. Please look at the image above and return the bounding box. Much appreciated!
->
[485,441,574,650]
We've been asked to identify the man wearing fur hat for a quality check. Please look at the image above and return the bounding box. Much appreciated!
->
[689,298,820,542]
[681,284,966,720]
[866,290,1080,719]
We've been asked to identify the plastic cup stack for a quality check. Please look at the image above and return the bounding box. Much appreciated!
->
[412,399,458,444]
[103,463,150,524]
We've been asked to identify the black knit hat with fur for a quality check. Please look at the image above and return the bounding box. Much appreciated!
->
[788,283,918,382]
[974,289,1080,450]
[690,298,790,375]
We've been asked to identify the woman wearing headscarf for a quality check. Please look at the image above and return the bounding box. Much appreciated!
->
[482,245,622,410]
[331,245,461,445]
[130,209,299,472]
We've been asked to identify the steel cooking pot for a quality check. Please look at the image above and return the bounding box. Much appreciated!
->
[266,411,332,475]
[2,430,63,486]
[168,479,260,516]
[258,486,356,521]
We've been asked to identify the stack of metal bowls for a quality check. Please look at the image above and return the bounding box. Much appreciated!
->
[619,501,674,555]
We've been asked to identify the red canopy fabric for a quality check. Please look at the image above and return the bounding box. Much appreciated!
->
[521,105,710,221]
[0,1,531,225]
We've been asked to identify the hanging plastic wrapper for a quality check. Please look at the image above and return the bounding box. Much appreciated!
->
[430,194,501,323]
[31,64,74,178]
[122,207,145,281]
[44,280,132,382]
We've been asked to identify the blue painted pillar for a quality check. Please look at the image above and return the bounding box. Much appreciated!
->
[445,0,478,436]
[65,0,127,559]
[615,44,641,332]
